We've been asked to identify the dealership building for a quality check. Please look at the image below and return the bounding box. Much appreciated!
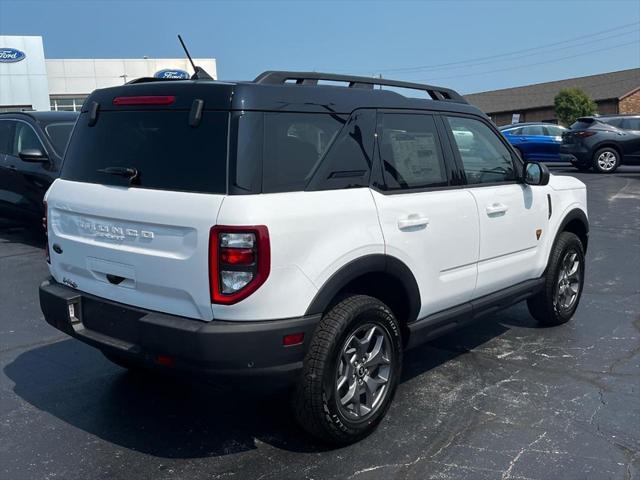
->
[0,35,217,113]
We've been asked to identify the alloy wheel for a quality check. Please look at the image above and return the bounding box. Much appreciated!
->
[335,323,392,420]
[555,249,581,311]
[597,151,617,171]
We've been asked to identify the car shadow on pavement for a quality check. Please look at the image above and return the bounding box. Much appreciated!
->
[0,220,46,249]
[4,309,535,459]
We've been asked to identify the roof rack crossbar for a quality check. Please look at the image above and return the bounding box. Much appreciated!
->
[253,71,467,103]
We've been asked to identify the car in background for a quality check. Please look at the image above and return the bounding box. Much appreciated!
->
[499,122,567,162]
[0,111,78,224]
[560,115,640,173]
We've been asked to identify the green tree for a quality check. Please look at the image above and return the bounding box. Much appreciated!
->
[554,88,597,126]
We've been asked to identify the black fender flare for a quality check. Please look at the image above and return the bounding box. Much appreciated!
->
[557,207,589,252]
[304,254,421,322]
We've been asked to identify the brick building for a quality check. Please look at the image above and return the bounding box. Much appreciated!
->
[465,68,640,126]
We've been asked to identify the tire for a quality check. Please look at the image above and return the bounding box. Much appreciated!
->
[527,231,585,326]
[592,147,620,173]
[293,295,403,445]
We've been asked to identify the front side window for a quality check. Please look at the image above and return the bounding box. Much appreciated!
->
[12,122,44,156]
[261,113,344,193]
[378,113,447,190]
[446,116,516,185]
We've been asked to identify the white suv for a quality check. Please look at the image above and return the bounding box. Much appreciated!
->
[40,71,588,444]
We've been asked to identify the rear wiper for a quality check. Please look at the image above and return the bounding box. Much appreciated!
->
[97,166,140,185]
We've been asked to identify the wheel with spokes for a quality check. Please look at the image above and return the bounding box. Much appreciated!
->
[293,295,402,445]
[527,231,585,325]
[592,147,619,173]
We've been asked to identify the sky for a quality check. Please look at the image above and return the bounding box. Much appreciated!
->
[0,0,638,94]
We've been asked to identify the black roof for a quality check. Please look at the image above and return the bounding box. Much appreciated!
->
[0,111,79,123]
[84,71,484,117]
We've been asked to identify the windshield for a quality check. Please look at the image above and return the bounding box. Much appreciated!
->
[62,110,229,194]
[45,122,75,156]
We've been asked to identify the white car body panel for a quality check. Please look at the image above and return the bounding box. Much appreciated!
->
[46,169,587,326]
[471,183,549,297]
[45,179,224,320]
[371,188,479,319]
[213,189,384,321]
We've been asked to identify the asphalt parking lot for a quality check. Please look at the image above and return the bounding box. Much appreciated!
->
[1,165,639,480]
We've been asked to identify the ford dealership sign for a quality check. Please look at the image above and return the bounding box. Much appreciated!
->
[154,69,190,80]
[0,48,26,63]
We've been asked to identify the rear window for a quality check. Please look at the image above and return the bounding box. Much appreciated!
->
[62,111,228,194]
[570,119,595,130]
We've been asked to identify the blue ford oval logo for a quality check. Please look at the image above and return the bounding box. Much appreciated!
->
[154,69,190,80]
[0,48,26,63]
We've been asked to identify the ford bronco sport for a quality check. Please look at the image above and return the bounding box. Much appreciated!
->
[39,71,588,445]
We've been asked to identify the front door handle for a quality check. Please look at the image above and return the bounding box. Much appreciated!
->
[398,215,429,230]
[486,203,509,215]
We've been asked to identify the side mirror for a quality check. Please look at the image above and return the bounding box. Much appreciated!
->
[18,148,48,163]
[524,162,550,186]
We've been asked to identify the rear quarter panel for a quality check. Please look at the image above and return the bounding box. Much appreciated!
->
[214,189,384,321]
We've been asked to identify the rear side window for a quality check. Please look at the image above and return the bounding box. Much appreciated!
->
[45,122,75,156]
[261,113,344,193]
[446,116,516,185]
[62,111,228,194]
[0,121,13,155]
[306,110,375,191]
[522,125,545,136]
[377,113,447,190]
[622,117,640,130]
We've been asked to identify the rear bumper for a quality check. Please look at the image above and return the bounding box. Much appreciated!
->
[560,145,590,165]
[39,278,320,380]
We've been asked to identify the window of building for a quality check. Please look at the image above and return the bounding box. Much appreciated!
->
[50,97,87,112]
[378,113,447,190]
[446,116,516,185]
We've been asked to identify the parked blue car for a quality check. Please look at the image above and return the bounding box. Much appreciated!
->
[499,122,567,162]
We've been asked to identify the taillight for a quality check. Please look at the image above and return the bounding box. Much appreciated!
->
[574,131,596,138]
[43,200,50,264]
[112,95,175,106]
[209,225,270,304]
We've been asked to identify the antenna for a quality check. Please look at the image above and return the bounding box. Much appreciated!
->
[177,34,213,80]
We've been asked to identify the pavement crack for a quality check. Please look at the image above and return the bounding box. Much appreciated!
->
[501,432,547,480]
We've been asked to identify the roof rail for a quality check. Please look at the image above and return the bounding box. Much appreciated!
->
[253,71,467,103]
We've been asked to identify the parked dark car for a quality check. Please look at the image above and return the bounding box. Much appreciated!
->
[500,122,567,162]
[561,115,640,173]
[0,111,78,223]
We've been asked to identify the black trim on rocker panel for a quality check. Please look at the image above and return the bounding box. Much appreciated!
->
[304,254,421,323]
[406,277,545,349]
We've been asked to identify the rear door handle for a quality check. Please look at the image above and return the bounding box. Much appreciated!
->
[398,215,429,230]
[486,203,508,215]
